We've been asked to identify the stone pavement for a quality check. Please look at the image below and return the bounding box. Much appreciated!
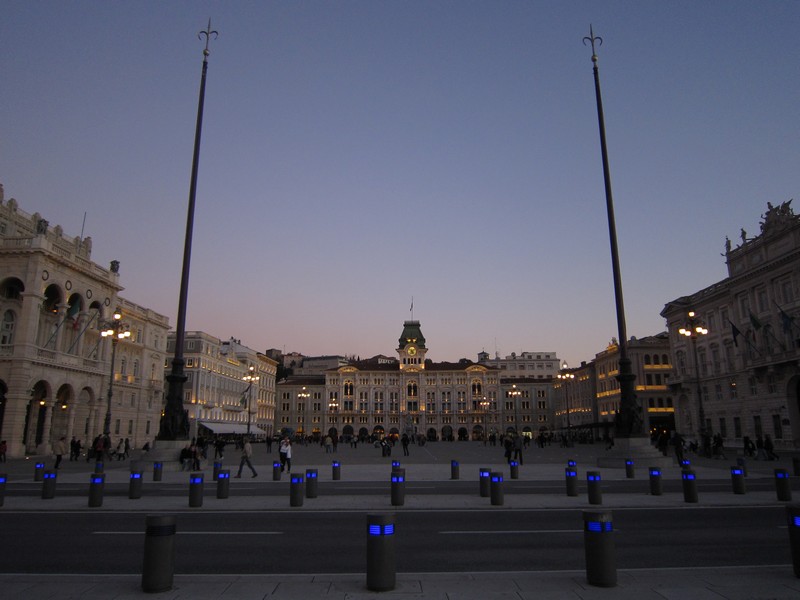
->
[2,441,800,598]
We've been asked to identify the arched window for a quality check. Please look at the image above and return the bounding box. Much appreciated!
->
[662,354,669,365]
[343,381,354,397]
[471,380,482,396]
[407,382,418,397]
[652,354,660,365]
[643,354,651,365]
[1,310,15,345]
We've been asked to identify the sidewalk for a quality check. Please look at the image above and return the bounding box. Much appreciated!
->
[2,442,800,598]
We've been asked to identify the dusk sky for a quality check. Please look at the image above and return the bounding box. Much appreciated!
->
[2,2,798,368]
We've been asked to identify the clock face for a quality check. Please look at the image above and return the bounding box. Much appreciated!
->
[407,346,417,356]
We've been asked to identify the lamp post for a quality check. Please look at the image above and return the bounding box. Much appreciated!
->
[508,384,521,435]
[557,362,575,447]
[101,308,130,437]
[479,396,490,443]
[242,365,259,437]
[297,387,310,441]
[679,311,709,452]
[328,397,339,440]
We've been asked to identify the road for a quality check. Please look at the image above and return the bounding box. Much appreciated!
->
[0,506,787,574]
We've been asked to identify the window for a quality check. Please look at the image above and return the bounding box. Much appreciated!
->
[753,415,762,437]
[733,417,741,438]
[773,414,783,439]
[0,310,15,345]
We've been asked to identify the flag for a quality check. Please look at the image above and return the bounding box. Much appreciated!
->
[749,311,762,331]
[410,297,413,312]
[67,301,80,330]
[777,304,794,334]
[729,320,741,347]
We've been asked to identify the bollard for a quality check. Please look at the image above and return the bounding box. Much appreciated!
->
[273,461,282,481]
[786,504,800,577]
[217,470,230,499]
[153,462,163,482]
[366,513,396,592]
[583,510,617,587]
[479,467,491,497]
[213,461,222,481]
[88,472,105,507]
[450,460,459,480]
[680,459,691,470]
[188,472,204,508]
[736,457,748,477]
[566,467,578,497]
[568,459,577,468]
[94,461,104,474]
[624,459,635,479]
[129,471,143,500]
[391,460,401,470]
[34,462,45,482]
[682,469,698,503]
[41,470,57,499]
[587,471,602,505]
[290,474,305,507]
[793,457,800,477]
[0,473,6,507]
[649,467,663,496]
[775,469,792,502]
[305,469,319,499]
[142,515,177,593]
[391,468,405,506]
[490,472,504,506]
[332,461,341,481]
[509,461,519,480]
[731,467,746,495]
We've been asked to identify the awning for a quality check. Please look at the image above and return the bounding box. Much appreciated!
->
[198,421,266,435]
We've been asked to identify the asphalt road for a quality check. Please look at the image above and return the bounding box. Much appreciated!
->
[0,506,787,574]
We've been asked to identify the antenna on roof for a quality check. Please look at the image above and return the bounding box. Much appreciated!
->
[80,211,87,240]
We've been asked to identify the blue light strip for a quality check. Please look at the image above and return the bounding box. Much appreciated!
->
[130,473,141,479]
[190,477,202,484]
[793,516,800,527]
[368,523,396,536]
[776,472,789,479]
[91,477,103,484]
[683,473,696,480]
[491,476,502,482]
[588,475,600,481]
[650,469,661,476]
[218,473,229,479]
[0,477,6,484]
[391,476,404,483]
[586,521,613,532]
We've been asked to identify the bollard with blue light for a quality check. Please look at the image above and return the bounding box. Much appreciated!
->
[624,459,634,479]
[587,471,602,505]
[0,473,6,507]
[332,461,341,481]
[213,461,222,481]
[450,460,459,480]
[479,467,491,497]
[490,472,504,506]
[273,461,282,481]
[41,470,57,499]
[731,466,746,495]
[89,472,105,507]
[583,510,617,587]
[306,469,319,499]
[366,513,396,592]
[680,459,691,470]
[391,468,406,506]
[649,467,663,496]
[153,461,163,482]
[290,474,305,507]
[568,459,577,468]
[188,472,204,508]
[217,470,230,499]
[775,469,792,502]
[129,470,143,499]
[736,457,748,477]
[682,469,698,503]
[34,462,45,482]
[391,460,401,470]
[94,461,104,474]
[565,467,578,497]
[142,515,177,593]
[509,461,519,480]
[786,505,800,577]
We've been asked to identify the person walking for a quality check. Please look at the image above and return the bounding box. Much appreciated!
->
[513,434,524,465]
[279,437,292,473]
[0,440,6,463]
[235,437,258,478]
[53,436,67,469]
[401,433,410,457]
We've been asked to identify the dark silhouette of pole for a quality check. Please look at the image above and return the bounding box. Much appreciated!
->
[159,20,218,441]
[583,26,639,438]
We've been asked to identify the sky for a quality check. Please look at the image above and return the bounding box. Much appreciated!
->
[1,1,798,368]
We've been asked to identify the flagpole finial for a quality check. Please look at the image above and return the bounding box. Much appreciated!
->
[199,18,218,59]
[583,25,603,63]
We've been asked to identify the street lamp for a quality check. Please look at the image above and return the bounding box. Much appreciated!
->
[679,311,709,451]
[242,365,259,436]
[327,396,339,440]
[479,396,490,442]
[101,308,130,437]
[508,384,521,435]
[557,362,575,447]
[297,387,310,441]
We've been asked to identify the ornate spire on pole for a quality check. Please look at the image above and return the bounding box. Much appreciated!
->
[159,20,218,441]
[583,26,641,438]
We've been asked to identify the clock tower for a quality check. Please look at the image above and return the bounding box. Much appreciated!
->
[398,320,427,370]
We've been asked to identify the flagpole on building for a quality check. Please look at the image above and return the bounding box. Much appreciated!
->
[158,20,218,441]
[583,26,640,438]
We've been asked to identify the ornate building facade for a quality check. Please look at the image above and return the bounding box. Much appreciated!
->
[662,200,800,448]
[0,188,169,457]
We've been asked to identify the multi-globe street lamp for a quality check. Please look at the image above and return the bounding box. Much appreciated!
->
[479,396,490,441]
[242,365,259,437]
[557,362,575,447]
[508,384,522,435]
[679,311,709,450]
[101,308,130,437]
[297,386,310,440]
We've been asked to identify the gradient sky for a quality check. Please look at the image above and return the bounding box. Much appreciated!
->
[2,1,798,367]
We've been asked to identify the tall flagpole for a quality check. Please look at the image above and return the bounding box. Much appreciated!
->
[583,26,640,438]
[159,20,218,441]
